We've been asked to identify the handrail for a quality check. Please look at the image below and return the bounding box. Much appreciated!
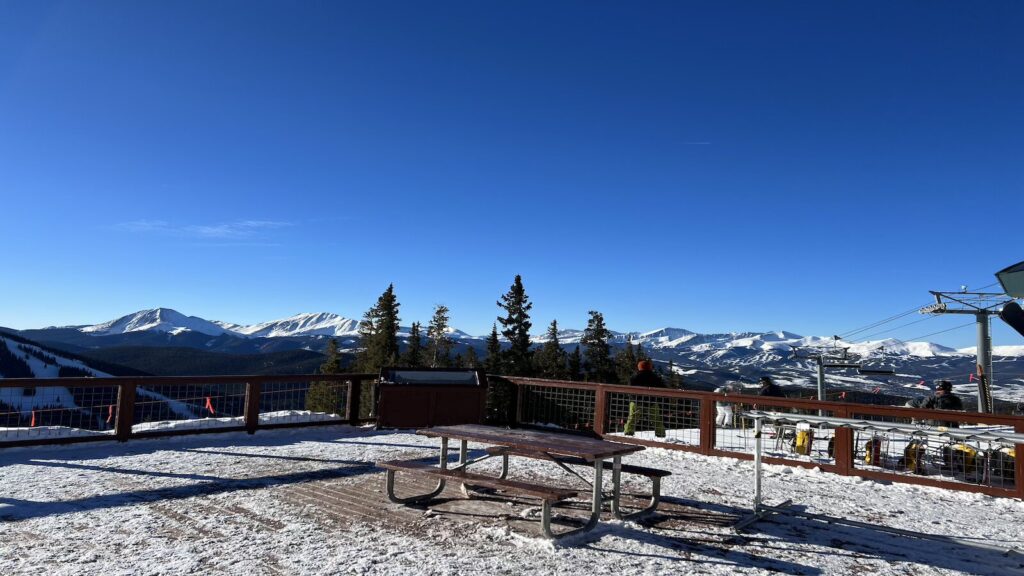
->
[0,373,376,389]
[502,376,1024,500]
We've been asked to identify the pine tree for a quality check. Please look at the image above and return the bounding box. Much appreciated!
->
[355,284,401,372]
[666,359,683,388]
[535,319,567,379]
[307,338,344,414]
[484,323,503,374]
[581,310,615,383]
[463,346,480,369]
[427,304,453,368]
[403,321,424,367]
[615,341,638,384]
[568,345,583,381]
[497,274,534,376]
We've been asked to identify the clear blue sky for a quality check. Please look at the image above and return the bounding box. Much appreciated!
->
[1,1,1021,347]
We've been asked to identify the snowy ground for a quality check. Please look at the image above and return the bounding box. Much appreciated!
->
[1,426,1023,575]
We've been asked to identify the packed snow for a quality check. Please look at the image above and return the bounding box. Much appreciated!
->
[1,425,1022,575]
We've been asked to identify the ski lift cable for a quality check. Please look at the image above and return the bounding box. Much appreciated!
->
[838,305,930,339]
[903,321,976,342]
[836,281,1002,340]
[854,315,936,342]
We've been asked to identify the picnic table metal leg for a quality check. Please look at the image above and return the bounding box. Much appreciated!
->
[541,457,604,539]
[610,456,662,521]
[611,456,622,517]
[384,436,448,504]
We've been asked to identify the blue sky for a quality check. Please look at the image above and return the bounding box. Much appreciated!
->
[0,1,1021,347]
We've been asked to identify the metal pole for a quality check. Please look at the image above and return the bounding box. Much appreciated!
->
[977,313,992,413]
[754,417,763,511]
[816,356,826,416]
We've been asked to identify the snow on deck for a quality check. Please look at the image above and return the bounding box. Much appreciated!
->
[1,426,1022,575]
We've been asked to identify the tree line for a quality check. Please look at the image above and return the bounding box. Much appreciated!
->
[314,275,682,386]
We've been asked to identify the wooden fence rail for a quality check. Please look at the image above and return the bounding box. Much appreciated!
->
[0,373,377,448]
[501,376,1024,500]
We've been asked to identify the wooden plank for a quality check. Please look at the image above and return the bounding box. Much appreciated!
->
[418,424,643,460]
[483,446,671,478]
[377,460,578,501]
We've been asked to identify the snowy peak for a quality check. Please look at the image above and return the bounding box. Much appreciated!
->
[232,312,360,338]
[81,308,233,337]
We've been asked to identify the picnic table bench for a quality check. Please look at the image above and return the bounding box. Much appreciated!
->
[377,424,670,539]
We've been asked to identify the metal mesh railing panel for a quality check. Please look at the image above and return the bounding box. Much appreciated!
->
[718,401,837,464]
[605,391,701,447]
[518,385,597,432]
[0,384,118,442]
[258,379,348,425]
[132,382,247,433]
[849,411,1018,491]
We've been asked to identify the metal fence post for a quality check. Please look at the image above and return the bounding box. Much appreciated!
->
[244,381,261,434]
[1016,421,1024,500]
[114,381,136,442]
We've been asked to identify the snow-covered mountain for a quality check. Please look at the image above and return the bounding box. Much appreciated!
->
[0,333,110,379]
[80,308,234,337]
[230,312,360,338]
[20,308,1024,402]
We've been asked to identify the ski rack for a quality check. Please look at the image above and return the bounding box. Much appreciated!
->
[733,410,1023,555]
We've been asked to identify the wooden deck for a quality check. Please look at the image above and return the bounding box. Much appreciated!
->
[275,450,736,541]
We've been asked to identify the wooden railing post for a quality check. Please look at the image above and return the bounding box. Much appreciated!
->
[699,397,716,455]
[347,377,362,425]
[833,407,854,476]
[244,381,261,434]
[515,381,525,426]
[593,385,607,435]
[114,382,136,442]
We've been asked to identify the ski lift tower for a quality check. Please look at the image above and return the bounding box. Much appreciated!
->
[919,289,1013,413]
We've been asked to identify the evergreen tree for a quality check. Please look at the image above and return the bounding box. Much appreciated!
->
[402,321,424,367]
[567,345,583,381]
[497,274,534,376]
[615,341,638,384]
[355,284,401,372]
[484,323,503,374]
[463,346,480,369]
[535,319,567,379]
[666,359,683,388]
[427,304,453,368]
[320,338,341,374]
[581,310,615,383]
[307,338,344,414]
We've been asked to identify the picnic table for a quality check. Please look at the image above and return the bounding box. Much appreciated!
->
[377,424,670,539]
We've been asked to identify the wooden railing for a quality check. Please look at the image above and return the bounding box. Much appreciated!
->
[0,373,377,448]
[3,372,1022,499]
[500,376,1024,499]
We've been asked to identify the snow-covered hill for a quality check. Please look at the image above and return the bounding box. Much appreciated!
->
[20,308,1024,402]
[80,308,234,337]
[230,312,360,338]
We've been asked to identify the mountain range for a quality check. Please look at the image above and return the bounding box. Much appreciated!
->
[5,307,1024,403]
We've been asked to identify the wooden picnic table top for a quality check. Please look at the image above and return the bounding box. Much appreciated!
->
[416,424,644,461]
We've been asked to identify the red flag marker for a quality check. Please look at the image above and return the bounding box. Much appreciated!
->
[204,396,216,415]
[30,410,37,427]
